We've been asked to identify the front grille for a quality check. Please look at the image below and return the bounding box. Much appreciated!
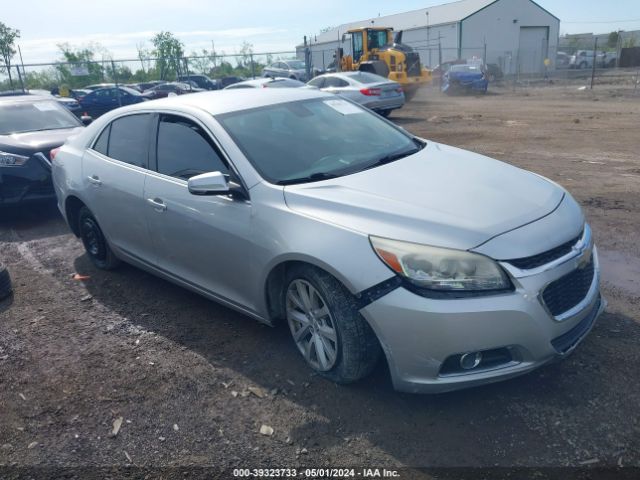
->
[551,295,601,354]
[506,230,583,270]
[405,52,422,77]
[542,260,595,317]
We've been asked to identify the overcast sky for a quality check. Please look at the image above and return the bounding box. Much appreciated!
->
[4,0,640,64]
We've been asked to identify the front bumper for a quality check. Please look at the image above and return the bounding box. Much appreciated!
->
[360,240,604,394]
[0,153,56,205]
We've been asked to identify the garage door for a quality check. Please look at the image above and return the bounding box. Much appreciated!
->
[518,26,549,74]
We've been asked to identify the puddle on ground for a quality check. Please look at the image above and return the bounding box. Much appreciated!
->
[598,250,640,296]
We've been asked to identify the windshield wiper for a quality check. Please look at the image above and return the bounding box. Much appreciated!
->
[278,172,340,185]
[360,147,420,172]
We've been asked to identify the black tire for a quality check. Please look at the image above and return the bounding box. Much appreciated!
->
[0,263,12,300]
[283,265,381,384]
[78,206,120,270]
[378,109,392,118]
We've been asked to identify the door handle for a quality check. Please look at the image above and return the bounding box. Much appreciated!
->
[87,175,102,186]
[147,198,167,212]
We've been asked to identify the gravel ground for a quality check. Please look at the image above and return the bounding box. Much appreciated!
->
[1,84,639,479]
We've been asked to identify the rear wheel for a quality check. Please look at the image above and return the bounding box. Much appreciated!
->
[78,206,120,270]
[284,265,381,384]
[378,109,392,118]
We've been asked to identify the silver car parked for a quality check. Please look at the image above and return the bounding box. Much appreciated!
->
[262,60,309,81]
[224,77,306,90]
[307,72,405,118]
[52,89,604,393]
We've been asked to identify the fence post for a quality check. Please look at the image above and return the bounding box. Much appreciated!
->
[15,65,25,92]
[250,53,255,79]
[111,60,121,107]
[590,37,597,89]
[17,45,26,92]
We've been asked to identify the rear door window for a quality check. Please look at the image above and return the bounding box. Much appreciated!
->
[324,77,349,88]
[307,77,326,88]
[106,114,151,168]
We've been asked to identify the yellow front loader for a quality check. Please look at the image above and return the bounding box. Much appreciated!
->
[338,27,431,101]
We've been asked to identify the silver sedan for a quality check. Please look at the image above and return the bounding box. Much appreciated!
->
[262,60,309,81]
[52,89,603,394]
[307,71,405,117]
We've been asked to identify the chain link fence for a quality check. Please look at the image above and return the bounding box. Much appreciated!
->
[0,50,299,92]
[2,43,639,94]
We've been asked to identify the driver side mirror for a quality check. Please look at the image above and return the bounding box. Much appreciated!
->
[188,171,229,195]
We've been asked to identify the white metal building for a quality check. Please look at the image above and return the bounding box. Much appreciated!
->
[297,0,560,74]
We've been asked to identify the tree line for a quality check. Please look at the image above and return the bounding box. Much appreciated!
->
[0,23,285,91]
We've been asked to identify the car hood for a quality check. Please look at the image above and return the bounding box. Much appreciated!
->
[283,142,564,251]
[0,127,84,156]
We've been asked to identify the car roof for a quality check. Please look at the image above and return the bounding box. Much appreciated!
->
[0,94,57,105]
[119,88,329,115]
[229,78,274,87]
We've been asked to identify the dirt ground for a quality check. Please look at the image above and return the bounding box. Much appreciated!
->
[1,84,639,479]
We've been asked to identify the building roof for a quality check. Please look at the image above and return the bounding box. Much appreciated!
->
[304,0,497,47]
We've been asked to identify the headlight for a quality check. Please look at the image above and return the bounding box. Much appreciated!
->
[370,236,511,293]
[0,151,29,167]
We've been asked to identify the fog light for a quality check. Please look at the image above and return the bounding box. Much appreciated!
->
[460,351,483,370]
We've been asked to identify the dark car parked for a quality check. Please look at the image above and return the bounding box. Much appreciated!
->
[0,95,83,205]
[442,64,488,95]
[79,87,145,118]
[178,74,217,90]
[84,83,116,91]
[142,82,204,100]
[127,81,166,93]
[217,76,244,89]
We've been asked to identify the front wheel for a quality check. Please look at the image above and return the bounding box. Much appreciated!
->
[284,266,381,383]
[78,206,120,270]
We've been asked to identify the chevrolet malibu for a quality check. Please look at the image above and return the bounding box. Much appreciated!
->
[52,89,604,393]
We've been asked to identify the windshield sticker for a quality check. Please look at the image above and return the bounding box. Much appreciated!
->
[324,99,363,115]
[34,102,58,112]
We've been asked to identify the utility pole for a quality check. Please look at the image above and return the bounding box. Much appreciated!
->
[304,36,311,80]
[590,37,597,89]
[17,45,26,92]
[426,11,431,67]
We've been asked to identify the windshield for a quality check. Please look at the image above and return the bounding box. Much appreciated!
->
[0,101,80,135]
[217,98,422,185]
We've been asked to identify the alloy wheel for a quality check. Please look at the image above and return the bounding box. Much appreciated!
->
[286,279,338,372]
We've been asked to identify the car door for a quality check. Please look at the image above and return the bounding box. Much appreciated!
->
[82,113,154,263]
[143,113,256,311]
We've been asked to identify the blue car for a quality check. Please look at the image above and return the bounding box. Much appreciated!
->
[79,86,145,118]
[442,65,488,95]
